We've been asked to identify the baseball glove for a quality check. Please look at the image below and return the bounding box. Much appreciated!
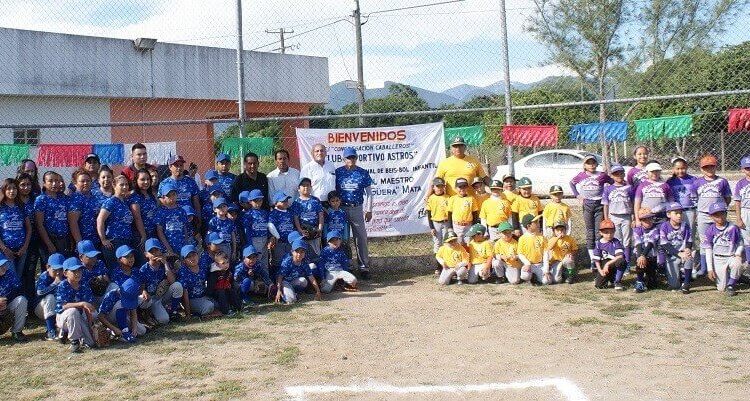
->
[92,322,111,348]
[154,279,170,299]
[301,223,320,240]
[0,309,13,335]
[90,277,109,297]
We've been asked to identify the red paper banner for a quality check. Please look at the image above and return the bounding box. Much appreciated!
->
[501,125,558,147]
[37,144,92,167]
[728,108,750,134]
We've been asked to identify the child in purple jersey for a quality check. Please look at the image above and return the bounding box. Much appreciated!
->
[592,219,626,290]
[690,155,732,276]
[666,157,697,239]
[602,164,634,264]
[627,145,650,187]
[633,208,661,293]
[634,162,673,227]
[659,202,694,293]
[703,202,744,296]
[733,156,750,266]
[570,155,613,269]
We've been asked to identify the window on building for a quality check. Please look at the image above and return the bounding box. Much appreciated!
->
[13,129,39,146]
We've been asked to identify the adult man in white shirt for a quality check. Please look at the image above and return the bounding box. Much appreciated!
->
[267,149,300,200]
[299,143,336,203]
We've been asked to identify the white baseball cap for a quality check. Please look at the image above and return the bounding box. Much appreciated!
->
[644,162,662,172]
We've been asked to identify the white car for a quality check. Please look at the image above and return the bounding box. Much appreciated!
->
[493,149,624,197]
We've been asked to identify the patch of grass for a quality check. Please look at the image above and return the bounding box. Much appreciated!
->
[273,346,301,366]
[599,303,639,318]
[172,361,214,380]
[196,379,246,401]
[567,316,607,327]
[317,313,346,324]
[723,374,750,384]
[652,309,686,320]
[618,323,644,338]
[721,355,739,362]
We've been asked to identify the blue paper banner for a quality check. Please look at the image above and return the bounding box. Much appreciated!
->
[569,121,627,143]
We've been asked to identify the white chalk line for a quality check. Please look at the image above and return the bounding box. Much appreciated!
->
[285,377,589,401]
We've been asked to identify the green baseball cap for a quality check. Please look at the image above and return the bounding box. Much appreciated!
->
[549,185,564,194]
[517,177,532,188]
[468,224,486,237]
[489,180,503,189]
[443,230,459,243]
[496,221,513,232]
[552,220,567,229]
[521,214,541,227]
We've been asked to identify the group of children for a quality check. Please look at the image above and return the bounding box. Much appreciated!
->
[430,149,750,298]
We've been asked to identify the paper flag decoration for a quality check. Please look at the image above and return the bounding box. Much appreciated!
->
[0,144,30,166]
[92,144,124,165]
[728,108,750,134]
[37,144,92,167]
[220,137,275,158]
[501,125,558,147]
[444,125,484,147]
[569,121,627,143]
[634,115,692,140]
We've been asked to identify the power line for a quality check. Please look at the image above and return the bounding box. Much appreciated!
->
[250,18,348,51]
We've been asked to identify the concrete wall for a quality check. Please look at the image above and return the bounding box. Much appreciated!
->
[0,28,329,105]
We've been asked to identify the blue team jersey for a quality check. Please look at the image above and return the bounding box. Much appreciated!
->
[98,289,122,315]
[278,255,308,281]
[156,206,188,252]
[110,265,142,287]
[81,260,109,284]
[216,172,236,198]
[129,192,159,237]
[0,267,21,298]
[209,216,235,244]
[318,246,350,272]
[68,191,101,243]
[241,208,269,240]
[36,271,60,298]
[325,208,349,240]
[102,196,134,241]
[139,262,168,294]
[67,180,100,194]
[92,188,112,205]
[22,199,35,230]
[292,196,323,226]
[233,260,255,282]
[0,203,27,250]
[178,264,208,299]
[159,176,199,208]
[269,209,295,243]
[198,189,214,223]
[335,166,372,205]
[55,280,94,314]
[34,193,70,236]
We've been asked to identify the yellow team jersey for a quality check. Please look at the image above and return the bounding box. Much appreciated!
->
[493,238,523,268]
[436,243,470,268]
[479,196,512,226]
[547,235,578,262]
[473,192,490,210]
[517,233,547,264]
[542,201,572,227]
[468,239,494,265]
[426,194,450,222]
[448,195,478,224]
[512,195,543,217]
[435,155,486,196]
[503,189,518,204]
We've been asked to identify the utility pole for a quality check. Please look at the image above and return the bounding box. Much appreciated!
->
[353,0,366,126]
[499,0,514,176]
[235,0,247,172]
[265,28,295,54]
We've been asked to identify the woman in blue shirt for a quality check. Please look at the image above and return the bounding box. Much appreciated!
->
[68,171,100,245]
[97,175,145,268]
[0,178,31,278]
[16,173,40,301]
[93,165,115,204]
[35,171,71,262]
[16,159,41,197]
[129,169,159,243]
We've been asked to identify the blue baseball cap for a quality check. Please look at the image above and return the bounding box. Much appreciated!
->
[291,239,307,251]
[208,185,223,195]
[47,253,66,269]
[76,240,101,258]
[227,204,239,212]
[204,170,219,181]
[207,232,226,245]
[326,230,342,242]
[120,278,140,310]
[287,231,303,244]
[144,238,164,253]
[115,245,135,259]
[242,245,259,258]
[62,257,83,271]
[180,244,198,259]
[158,183,178,197]
[182,205,196,217]
[212,198,228,209]
[216,153,231,163]
[666,202,684,213]
[610,164,625,174]
[272,191,290,204]
[343,147,357,158]
[742,156,750,169]
[238,191,251,203]
[709,202,728,215]
[248,189,264,201]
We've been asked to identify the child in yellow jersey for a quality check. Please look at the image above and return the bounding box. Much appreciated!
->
[492,222,522,284]
[436,230,470,285]
[472,177,490,210]
[425,177,451,254]
[448,178,478,245]
[512,177,543,236]
[545,221,579,285]
[517,214,548,284]
[466,224,494,283]
[481,180,513,241]
[502,174,519,205]
[542,185,572,237]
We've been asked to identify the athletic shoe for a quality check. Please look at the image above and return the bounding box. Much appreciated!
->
[726,285,737,297]
[634,281,646,293]
[45,329,57,341]
[565,275,574,284]
[121,329,137,343]
[59,330,69,344]
[359,268,370,280]
[680,283,690,294]
[70,339,83,353]
[456,279,464,285]
[11,332,28,343]
[495,277,506,284]
[614,283,624,291]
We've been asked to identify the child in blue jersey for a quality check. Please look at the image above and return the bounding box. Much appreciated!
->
[319,231,357,293]
[0,178,31,277]
[292,178,324,257]
[159,155,200,210]
[182,205,201,247]
[234,244,274,305]
[325,191,351,258]
[110,245,143,288]
[56,257,96,353]
[274,240,321,304]
[208,198,237,260]
[68,170,100,245]
[200,185,223,231]
[139,238,183,325]
[703,202,744,296]
[156,183,189,259]
[215,153,237,197]
[98,175,142,269]
[633,208,661,293]
[269,191,296,272]
[690,155,732,276]
[570,155,613,268]
[240,189,271,275]
[97,277,145,343]
[198,169,219,208]
[0,257,28,342]
[130,168,159,240]
[659,202,694,293]
[35,253,65,340]
[602,164,634,265]
[76,240,112,297]
[35,171,72,261]
[592,219,626,290]
[178,245,220,319]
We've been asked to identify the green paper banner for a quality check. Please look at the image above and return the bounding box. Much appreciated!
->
[634,115,693,140]
[0,144,30,166]
[445,125,484,147]
[220,137,275,158]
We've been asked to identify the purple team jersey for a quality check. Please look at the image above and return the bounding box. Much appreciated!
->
[666,175,697,209]
[635,180,672,210]
[634,225,660,257]
[658,221,692,256]
[627,167,646,187]
[593,237,624,261]
[570,171,613,200]
[733,178,750,209]
[690,176,731,213]
[601,183,634,215]
[702,223,742,255]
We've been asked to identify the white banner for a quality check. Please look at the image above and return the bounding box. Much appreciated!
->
[296,122,445,237]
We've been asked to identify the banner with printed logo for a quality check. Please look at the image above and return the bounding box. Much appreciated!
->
[296,122,445,237]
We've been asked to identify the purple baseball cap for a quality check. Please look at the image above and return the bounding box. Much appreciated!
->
[741,155,750,169]
[708,202,727,215]
[610,164,625,173]
[665,202,684,212]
